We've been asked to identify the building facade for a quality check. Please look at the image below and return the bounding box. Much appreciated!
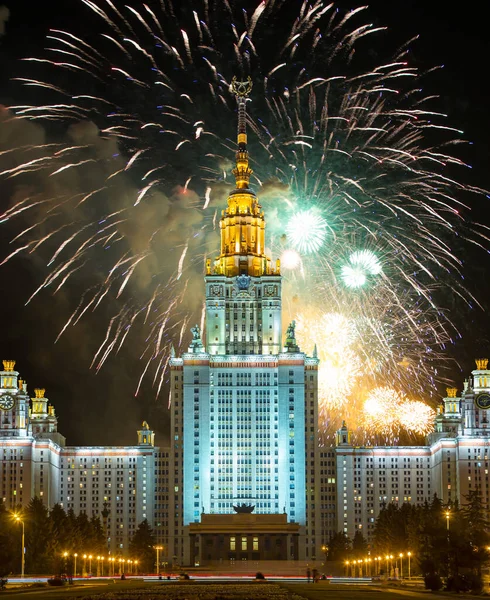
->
[170,79,320,565]
[2,83,490,566]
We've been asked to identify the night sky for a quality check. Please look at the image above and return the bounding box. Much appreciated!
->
[0,1,489,446]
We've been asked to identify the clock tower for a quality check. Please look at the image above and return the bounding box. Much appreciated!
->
[461,358,490,434]
[0,360,29,437]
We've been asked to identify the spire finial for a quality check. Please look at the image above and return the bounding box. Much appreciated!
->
[231,76,253,190]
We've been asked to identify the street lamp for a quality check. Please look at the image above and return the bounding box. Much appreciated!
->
[399,553,403,579]
[321,544,328,567]
[83,554,87,576]
[88,555,93,575]
[407,551,412,580]
[13,513,25,578]
[445,510,450,533]
[63,551,68,575]
[74,553,78,578]
[154,545,163,575]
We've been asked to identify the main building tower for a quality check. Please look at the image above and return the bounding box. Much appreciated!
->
[170,79,320,566]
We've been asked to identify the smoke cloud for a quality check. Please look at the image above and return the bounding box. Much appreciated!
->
[0,6,9,37]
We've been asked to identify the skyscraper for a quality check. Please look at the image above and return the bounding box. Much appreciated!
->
[170,78,320,564]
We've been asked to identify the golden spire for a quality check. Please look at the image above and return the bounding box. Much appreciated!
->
[446,387,457,398]
[2,360,16,371]
[231,76,253,190]
[34,388,46,398]
[207,77,278,278]
[475,358,489,370]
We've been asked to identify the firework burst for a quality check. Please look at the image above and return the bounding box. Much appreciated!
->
[341,250,382,289]
[0,0,487,441]
[286,209,328,254]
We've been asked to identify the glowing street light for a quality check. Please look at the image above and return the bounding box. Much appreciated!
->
[88,555,93,575]
[74,553,78,577]
[321,544,328,565]
[407,551,412,579]
[399,553,403,579]
[12,513,25,578]
[154,545,163,575]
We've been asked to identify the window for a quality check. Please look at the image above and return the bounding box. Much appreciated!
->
[241,536,247,551]
[230,537,236,551]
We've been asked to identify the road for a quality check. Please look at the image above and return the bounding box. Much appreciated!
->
[0,580,448,600]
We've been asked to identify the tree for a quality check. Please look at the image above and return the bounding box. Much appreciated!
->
[373,502,403,554]
[25,496,57,574]
[458,490,490,577]
[0,503,17,577]
[128,520,155,573]
[327,531,351,562]
[89,515,106,554]
[352,531,368,557]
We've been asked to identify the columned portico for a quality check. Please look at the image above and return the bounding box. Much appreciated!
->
[189,513,300,565]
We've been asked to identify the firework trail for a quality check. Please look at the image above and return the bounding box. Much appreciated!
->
[1,0,487,442]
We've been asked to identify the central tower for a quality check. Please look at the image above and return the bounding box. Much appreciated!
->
[170,79,319,566]
[205,78,282,356]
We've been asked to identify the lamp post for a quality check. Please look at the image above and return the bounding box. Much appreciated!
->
[345,561,350,577]
[13,514,25,578]
[63,551,68,575]
[399,553,403,579]
[445,509,451,577]
[74,553,78,578]
[321,545,328,567]
[88,555,93,576]
[154,546,163,575]
[407,551,412,580]
[83,554,87,577]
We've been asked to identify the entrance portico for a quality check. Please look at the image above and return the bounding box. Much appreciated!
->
[189,513,300,565]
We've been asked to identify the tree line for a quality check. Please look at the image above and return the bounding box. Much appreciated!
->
[327,491,490,592]
[0,497,156,576]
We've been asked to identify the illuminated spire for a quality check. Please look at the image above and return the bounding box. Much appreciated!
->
[207,77,279,278]
[231,76,253,190]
